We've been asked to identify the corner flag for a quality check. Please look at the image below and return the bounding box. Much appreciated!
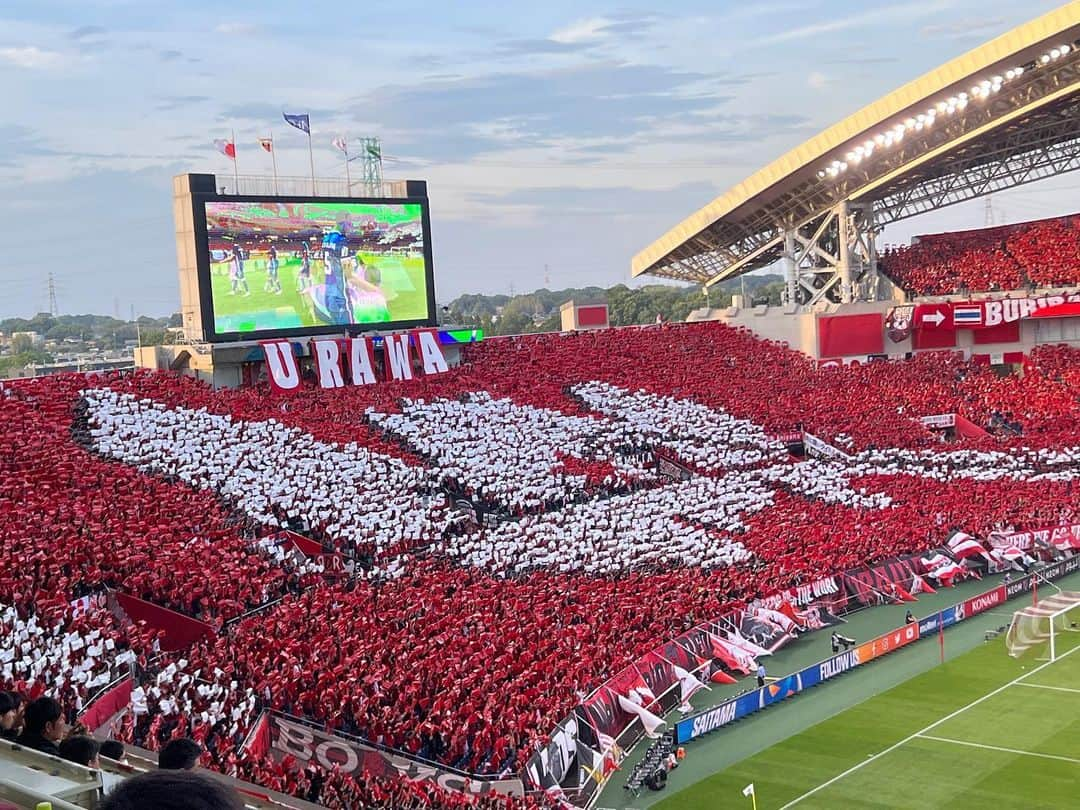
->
[743,783,757,810]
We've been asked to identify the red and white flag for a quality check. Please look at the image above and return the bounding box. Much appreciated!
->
[947,532,988,560]
[710,634,756,674]
[258,138,273,153]
[214,138,236,159]
[617,693,665,738]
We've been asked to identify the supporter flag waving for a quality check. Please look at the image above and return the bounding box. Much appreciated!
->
[282,112,310,133]
[283,111,316,193]
[946,531,989,560]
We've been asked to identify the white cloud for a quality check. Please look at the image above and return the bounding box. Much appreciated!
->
[807,71,829,90]
[0,45,62,69]
[214,22,259,35]
[551,17,610,44]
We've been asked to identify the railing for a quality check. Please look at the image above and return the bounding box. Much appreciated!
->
[225,175,411,199]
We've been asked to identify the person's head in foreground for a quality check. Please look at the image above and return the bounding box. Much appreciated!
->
[19,697,67,746]
[99,739,126,762]
[101,770,245,810]
[59,735,100,768]
[158,736,203,770]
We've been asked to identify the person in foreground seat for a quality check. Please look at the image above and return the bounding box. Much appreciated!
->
[100,770,245,810]
[16,697,67,757]
[59,734,101,768]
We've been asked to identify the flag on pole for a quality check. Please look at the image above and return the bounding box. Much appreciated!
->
[213,139,236,159]
[743,784,755,797]
[258,138,273,153]
[282,112,310,133]
[332,136,348,153]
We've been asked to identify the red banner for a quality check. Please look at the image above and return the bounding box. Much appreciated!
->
[78,677,133,732]
[269,714,524,797]
[115,593,214,651]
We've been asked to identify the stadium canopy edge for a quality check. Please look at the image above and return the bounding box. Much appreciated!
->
[632,2,1080,286]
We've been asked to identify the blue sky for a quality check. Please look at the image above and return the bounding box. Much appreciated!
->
[0,0,1074,318]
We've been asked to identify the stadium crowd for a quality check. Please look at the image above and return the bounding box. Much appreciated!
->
[880,212,1080,295]
[2,322,1080,808]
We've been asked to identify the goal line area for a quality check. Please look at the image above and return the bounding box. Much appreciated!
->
[1005,590,1080,662]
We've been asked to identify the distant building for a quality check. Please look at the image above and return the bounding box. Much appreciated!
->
[11,331,44,347]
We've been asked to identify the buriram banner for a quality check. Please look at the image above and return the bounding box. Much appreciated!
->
[268,714,525,798]
[677,561,1079,745]
[914,293,1080,331]
[261,328,450,393]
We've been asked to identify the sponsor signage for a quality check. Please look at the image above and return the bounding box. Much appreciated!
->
[855,622,920,664]
[817,649,861,683]
[269,715,524,797]
[962,586,1006,618]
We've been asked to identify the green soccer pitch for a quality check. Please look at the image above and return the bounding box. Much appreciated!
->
[644,605,1080,810]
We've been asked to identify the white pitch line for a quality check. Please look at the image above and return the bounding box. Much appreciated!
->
[1014,682,1080,695]
[778,641,1080,808]
[916,734,1080,765]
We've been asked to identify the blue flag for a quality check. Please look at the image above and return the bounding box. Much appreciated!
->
[282,112,310,134]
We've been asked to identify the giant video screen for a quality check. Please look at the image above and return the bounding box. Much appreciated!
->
[201,199,434,340]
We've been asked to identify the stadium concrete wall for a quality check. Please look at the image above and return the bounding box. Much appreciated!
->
[687,290,1080,363]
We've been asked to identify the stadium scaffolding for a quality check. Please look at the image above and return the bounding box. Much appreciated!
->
[632,3,1080,306]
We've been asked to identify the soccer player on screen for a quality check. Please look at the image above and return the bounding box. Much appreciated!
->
[296,242,312,292]
[321,223,350,323]
[228,246,250,296]
[264,244,282,294]
[347,257,391,323]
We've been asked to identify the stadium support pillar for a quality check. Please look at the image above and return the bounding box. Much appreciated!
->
[836,200,853,304]
[783,230,797,306]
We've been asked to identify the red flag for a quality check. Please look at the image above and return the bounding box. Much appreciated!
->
[710,669,737,685]
[777,600,802,624]
[258,138,273,153]
[894,582,918,602]
[214,139,236,159]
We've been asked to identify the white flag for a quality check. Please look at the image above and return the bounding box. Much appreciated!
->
[743,783,755,797]
[332,136,348,153]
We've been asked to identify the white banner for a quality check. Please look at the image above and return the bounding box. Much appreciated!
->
[802,431,852,461]
[920,414,956,429]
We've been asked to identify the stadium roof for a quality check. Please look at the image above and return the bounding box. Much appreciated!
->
[633,3,1080,286]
